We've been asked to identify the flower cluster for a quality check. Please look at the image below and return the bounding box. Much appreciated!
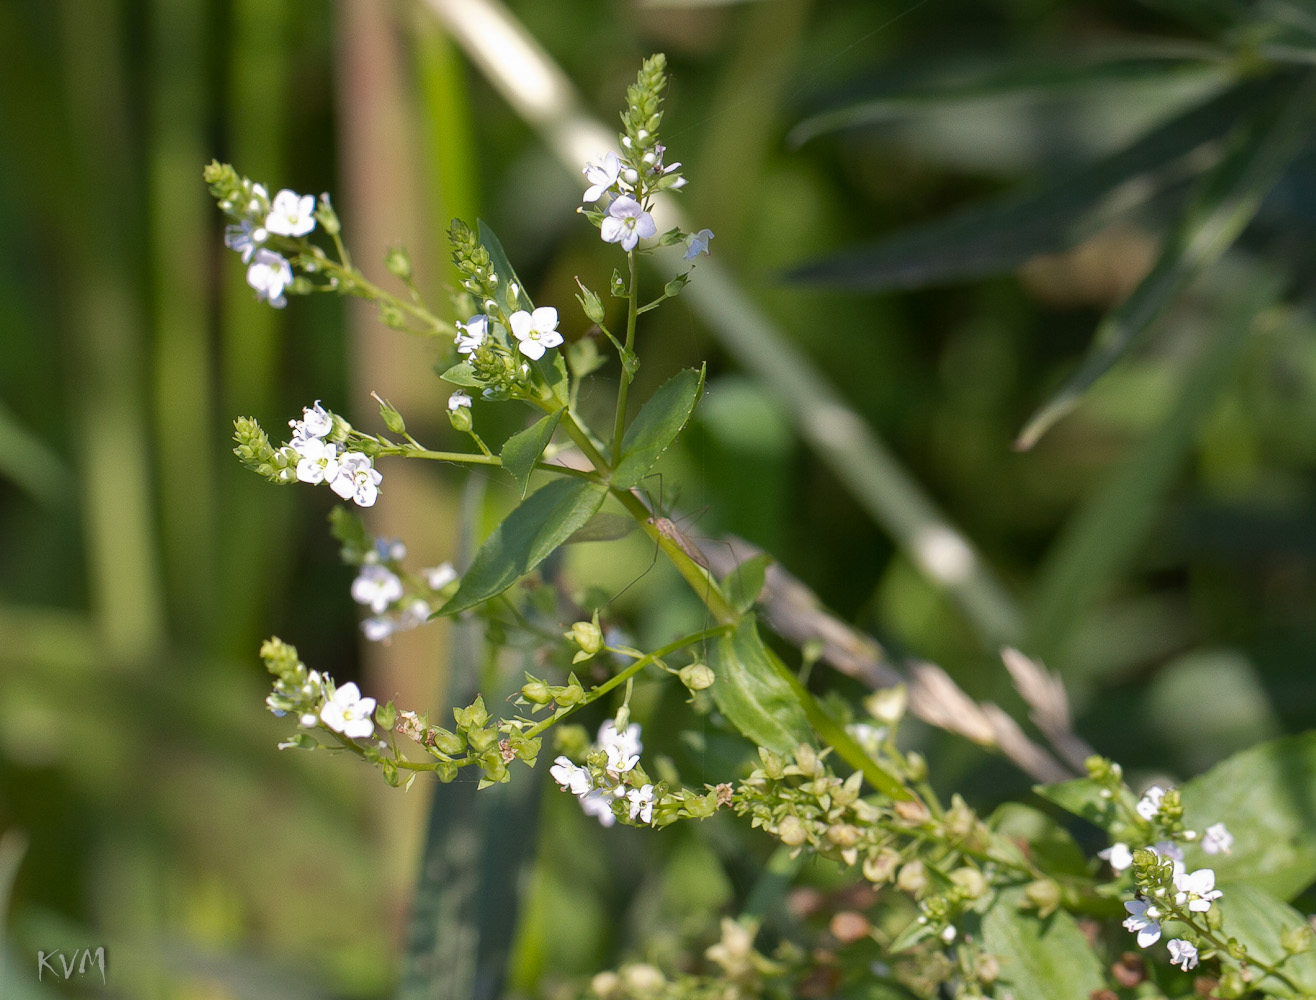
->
[261,637,379,743]
[550,721,656,827]
[351,545,459,643]
[206,162,322,309]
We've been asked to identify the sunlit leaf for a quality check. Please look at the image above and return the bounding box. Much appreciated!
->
[1216,883,1316,998]
[612,366,705,489]
[500,411,561,499]
[438,478,609,616]
[979,887,1105,1000]
[707,616,811,755]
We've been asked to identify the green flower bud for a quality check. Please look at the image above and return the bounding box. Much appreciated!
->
[777,814,807,847]
[951,867,987,901]
[467,726,498,753]
[570,620,604,655]
[553,677,585,707]
[316,193,341,235]
[379,300,407,330]
[521,676,553,705]
[435,761,458,783]
[384,246,412,280]
[574,277,605,325]
[678,662,715,691]
[375,701,397,731]
[374,393,406,434]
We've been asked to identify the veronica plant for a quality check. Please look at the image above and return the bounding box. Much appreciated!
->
[211,55,1316,1000]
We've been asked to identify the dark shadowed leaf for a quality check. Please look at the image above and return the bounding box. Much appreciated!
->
[1016,74,1316,447]
[980,887,1105,1000]
[785,79,1275,290]
[722,553,772,615]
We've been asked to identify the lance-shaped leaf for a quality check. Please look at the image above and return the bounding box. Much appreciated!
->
[478,219,569,406]
[722,553,772,615]
[499,410,561,499]
[707,616,812,755]
[785,79,1275,290]
[613,366,705,489]
[1017,74,1316,448]
[980,886,1105,1000]
[1215,884,1316,998]
[438,478,608,616]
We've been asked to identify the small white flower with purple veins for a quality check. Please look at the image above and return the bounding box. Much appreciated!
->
[550,755,593,796]
[583,152,623,203]
[265,189,317,237]
[509,307,563,361]
[1099,842,1134,872]
[1173,868,1221,912]
[320,681,376,739]
[1167,938,1198,971]
[627,784,655,824]
[290,400,333,446]
[683,228,714,261]
[294,437,338,485]
[1202,822,1233,855]
[598,721,642,761]
[224,218,264,262]
[246,249,293,308]
[578,787,618,827]
[1136,785,1166,821]
[448,392,472,412]
[600,195,657,252]
[1123,898,1162,947]
[351,564,404,613]
[330,451,382,507]
[455,315,488,355]
[361,617,395,643]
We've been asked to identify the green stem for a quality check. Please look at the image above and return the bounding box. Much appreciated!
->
[375,444,600,482]
[611,249,639,460]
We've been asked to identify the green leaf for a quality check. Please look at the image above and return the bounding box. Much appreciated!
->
[438,478,609,616]
[789,46,1227,147]
[785,79,1273,290]
[564,512,637,544]
[706,616,812,755]
[499,411,561,499]
[1031,777,1115,827]
[1017,75,1316,448]
[478,219,569,406]
[722,553,772,615]
[1180,732,1316,900]
[1215,883,1316,998]
[440,361,483,389]
[613,366,705,489]
[979,887,1105,1000]
[989,802,1090,879]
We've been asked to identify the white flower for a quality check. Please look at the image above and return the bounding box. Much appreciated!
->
[1174,868,1221,912]
[399,599,431,629]
[265,189,317,237]
[1202,822,1233,855]
[578,787,618,827]
[683,228,714,261]
[1099,843,1134,872]
[289,400,333,446]
[224,218,265,262]
[939,925,957,945]
[362,617,395,643]
[550,755,593,796]
[1123,898,1162,947]
[598,721,642,761]
[320,681,376,739]
[1136,785,1166,820]
[1167,938,1198,971]
[298,712,318,728]
[583,152,623,202]
[424,563,458,590]
[330,452,382,507]
[604,742,639,777]
[295,437,338,485]
[508,307,563,361]
[246,249,293,308]
[455,315,488,355]
[448,392,472,412]
[351,564,404,613]
[600,195,657,252]
[627,784,655,824]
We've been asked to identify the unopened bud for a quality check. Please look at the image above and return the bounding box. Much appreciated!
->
[574,277,605,324]
[384,246,412,280]
[678,663,715,691]
[778,814,808,847]
[521,677,553,705]
[570,620,604,655]
[373,392,406,434]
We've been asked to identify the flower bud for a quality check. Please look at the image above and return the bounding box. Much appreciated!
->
[374,393,406,434]
[384,246,412,280]
[447,401,473,433]
[316,193,341,235]
[375,700,397,731]
[570,620,604,655]
[778,814,808,847]
[521,677,553,705]
[950,867,987,900]
[678,663,715,691]
[574,277,605,324]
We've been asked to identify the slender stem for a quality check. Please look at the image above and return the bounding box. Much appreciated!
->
[375,443,601,481]
[556,406,612,473]
[610,249,639,460]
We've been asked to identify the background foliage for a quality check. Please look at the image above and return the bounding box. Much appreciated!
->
[4,0,1316,996]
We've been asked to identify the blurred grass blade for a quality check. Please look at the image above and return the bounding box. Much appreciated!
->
[0,403,71,504]
[1016,72,1316,450]
[786,78,1273,289]
[1026,270,1283,664]
[789,44,1229,147]
[0,829,28,993]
